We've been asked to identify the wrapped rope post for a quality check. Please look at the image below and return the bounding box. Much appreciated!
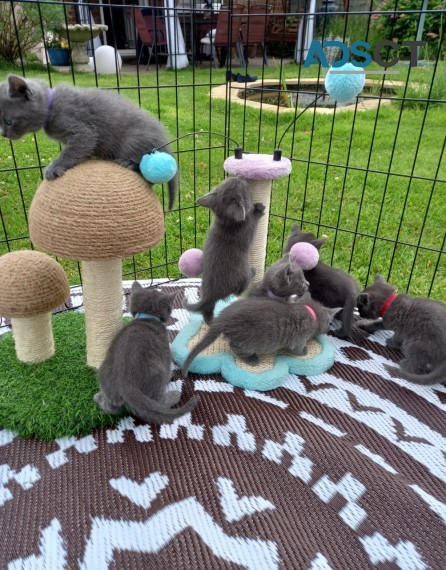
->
[224,149,292,282]
[0,251,69,363]
[29,161,165,368]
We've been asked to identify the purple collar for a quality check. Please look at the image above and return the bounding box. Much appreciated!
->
[267,289,288,302]
[44,88,54,130]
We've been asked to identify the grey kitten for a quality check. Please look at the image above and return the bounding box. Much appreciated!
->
[247,255,309,302]
[185,176,265,323]
[357,274,446,385]
[0,75,177,210]
[284,223,360,338]
[95,282,199,423]
[182,297,341,376]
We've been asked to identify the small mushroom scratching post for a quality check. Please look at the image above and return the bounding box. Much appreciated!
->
[224,149,292,282]
[29,161,165,368]
[0,250,69,363]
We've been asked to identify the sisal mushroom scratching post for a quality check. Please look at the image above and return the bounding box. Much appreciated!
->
[224,149,292,282]
[0,250,69,363]
[29,161,165,368]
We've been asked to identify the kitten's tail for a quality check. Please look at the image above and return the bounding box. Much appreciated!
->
[384,361,446,386]
[184,298,216,323]
[182,325,222,377]
[121,385,199,424]
[167,172,177,211]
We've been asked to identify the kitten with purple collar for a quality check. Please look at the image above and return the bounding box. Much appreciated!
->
[95,282,199,423]
[247,255,309,303]
[0,74,177,209]
[357,274,446,385]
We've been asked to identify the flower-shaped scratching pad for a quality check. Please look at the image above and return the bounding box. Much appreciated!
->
[172,297,335,391]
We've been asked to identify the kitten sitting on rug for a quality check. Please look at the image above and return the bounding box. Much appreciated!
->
[0,75,177,209]
[95,282,199,424]
[357,274,446,385]
[284,223,360,339]
[185,176,264,323]
[182,297,341,376]
[247,255,309,302]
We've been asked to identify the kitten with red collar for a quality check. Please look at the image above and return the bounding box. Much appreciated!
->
[357,274,446,385]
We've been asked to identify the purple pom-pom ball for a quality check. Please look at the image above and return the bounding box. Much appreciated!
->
[179,248,203,277]
[289,242,319,270]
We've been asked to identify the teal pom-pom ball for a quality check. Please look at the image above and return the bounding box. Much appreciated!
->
[325,62,365,105]
[140,151,177,184]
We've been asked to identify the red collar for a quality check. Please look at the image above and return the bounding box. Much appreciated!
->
[379,293,397,318]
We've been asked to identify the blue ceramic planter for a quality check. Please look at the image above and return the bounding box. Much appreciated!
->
[47,48,70,66]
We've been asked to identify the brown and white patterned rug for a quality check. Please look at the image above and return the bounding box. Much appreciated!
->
[1,280,446,569]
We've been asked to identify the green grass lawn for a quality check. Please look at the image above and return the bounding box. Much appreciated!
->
[0,58,445,300]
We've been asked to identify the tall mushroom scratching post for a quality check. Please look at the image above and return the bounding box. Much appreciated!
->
[29,161,165,368]
[0,251,69,363]
[224,149,292,282]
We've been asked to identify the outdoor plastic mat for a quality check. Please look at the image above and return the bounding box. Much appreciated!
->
[1,279,446,569]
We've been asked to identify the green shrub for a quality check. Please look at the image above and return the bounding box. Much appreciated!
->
[0,1,68,63]
[371,0,446,59]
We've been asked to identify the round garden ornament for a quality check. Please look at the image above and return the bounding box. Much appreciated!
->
[89,45,122,75]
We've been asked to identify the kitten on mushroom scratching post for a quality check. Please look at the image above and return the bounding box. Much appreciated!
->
[0,74,177,210]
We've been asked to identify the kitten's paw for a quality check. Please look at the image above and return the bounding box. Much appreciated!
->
[163,390,182,406]
[115,158,139,171]
[253,203,265,216]
[239,354,260,366]
[292,345,308,356]
[386,336,402,349]
[94,391,121,414]
[45,164,67,180]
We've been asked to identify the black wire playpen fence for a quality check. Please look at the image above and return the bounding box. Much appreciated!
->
[0,0,445,322]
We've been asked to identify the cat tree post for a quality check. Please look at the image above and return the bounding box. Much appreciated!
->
[224,149,292,282]
[29,161,165,368]
[0,251,69,363]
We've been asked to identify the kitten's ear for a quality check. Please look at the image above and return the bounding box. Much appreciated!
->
[225,201,246,222]
[357,293,369,308]
[290,223,302,234]
[197,192,216,209]
[131,281,143,292]
[166,291,180,306]
[311,237,328,250]
[374,274,386,284]
[8,75,32,100]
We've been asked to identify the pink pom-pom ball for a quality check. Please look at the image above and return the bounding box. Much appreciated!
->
[178,248,203,277]
[289,242,319,271]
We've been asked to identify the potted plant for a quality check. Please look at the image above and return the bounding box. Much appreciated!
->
[45,31,70,66]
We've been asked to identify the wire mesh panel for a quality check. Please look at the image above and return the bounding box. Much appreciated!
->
[0,0,444,303]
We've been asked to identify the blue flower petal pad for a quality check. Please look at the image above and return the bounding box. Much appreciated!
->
[172,298,335,391]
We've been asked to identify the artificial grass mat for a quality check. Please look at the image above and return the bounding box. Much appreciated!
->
[0,311,126,440]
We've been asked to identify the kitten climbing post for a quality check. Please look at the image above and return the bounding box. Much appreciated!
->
[224,149,292,282]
